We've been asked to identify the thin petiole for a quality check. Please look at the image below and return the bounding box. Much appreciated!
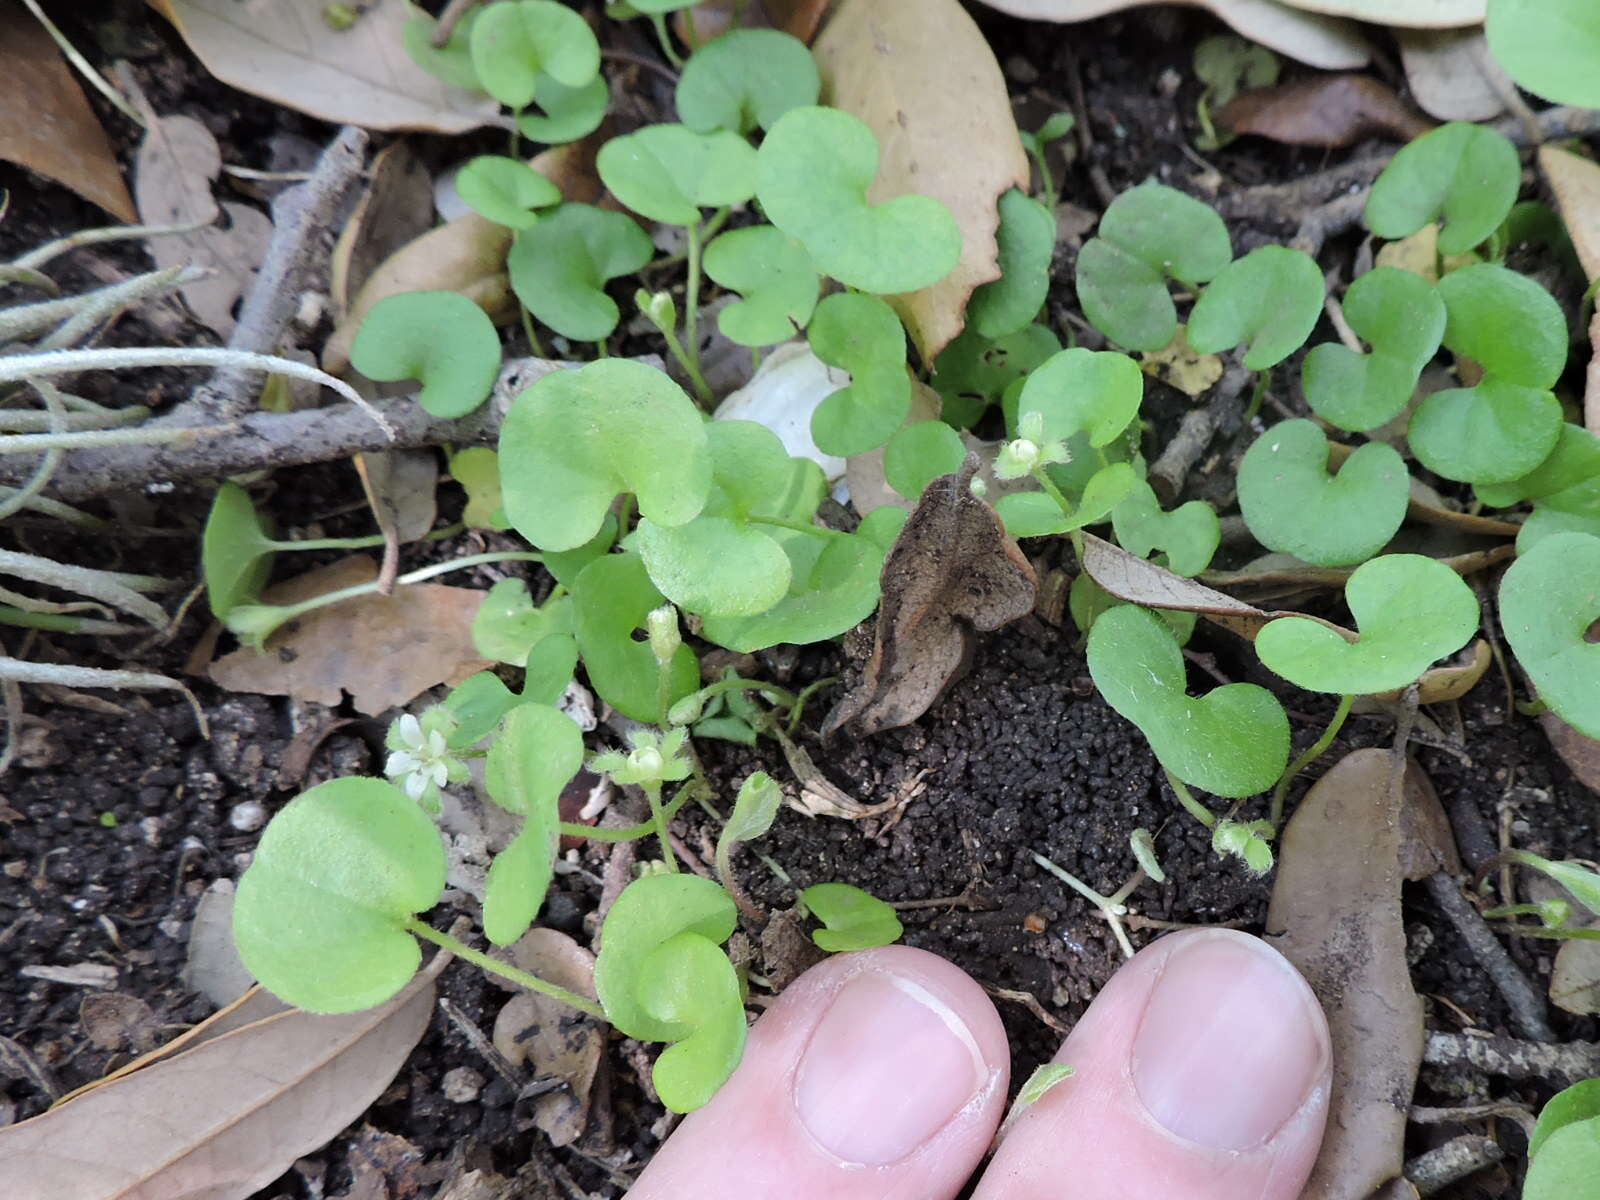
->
[559,779,697,843]
[644,780,680,871]
[1163,771,1218,829]
[1269,693,1353,828]
[405,919,606,1019]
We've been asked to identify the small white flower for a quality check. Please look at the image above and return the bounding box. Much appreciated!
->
[384,709,463,812]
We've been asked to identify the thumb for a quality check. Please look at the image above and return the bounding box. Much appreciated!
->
[973,928,1331,1200]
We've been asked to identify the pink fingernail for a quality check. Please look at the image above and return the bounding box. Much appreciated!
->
[793,970,989,1165]
[1131,932,1329,1151]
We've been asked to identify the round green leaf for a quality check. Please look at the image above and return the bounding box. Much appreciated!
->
[471,577,572,666]
[233,778,446,1013]
[1365,123,1521,255]
[884,421,966,500]
[1069,572,1196,644]
[1256,555,1479,695]
[703,226,819,347]
[403,9,483,91]
[699,529,884,651]
[857,504,909,550]
[507,202,654,342]
[1478,423,1600,513]
[637,931,748,1113]
[1437,263,1567,388]
[1518,506,1600,555]
[1486,0,1600,109]
[800,883,903,952]
[1111,477,1220,578]
[455,155,562,229]
[442,671,524,749]
[1525,1118,1600,1200]
[202,481,274,619]
[932,323,1060,428]
[636,516,792,617]
[571,551,699,721]
[1013,348,1142,447]
[1186,245,1324,369]
[675,28,820,134]
[756,106,960,295]
[449,447,508,530]
[1087,605,1289,798]
[1408,381,1563,485]
[594,872,738,1042]
[704,418,825,524]
[995,490,1073,538]
[1238,420,1408,567]
[1531,1079,1600,1160]
[968,188,1054,340]
[500,358,710,551]
[350,290,501,418]
[807,292,911,456]
[596,124,757,225]
[1499,531,1600,738]
[1302,267,1446,432]
[518,72,609,143]
[470,0,599,107]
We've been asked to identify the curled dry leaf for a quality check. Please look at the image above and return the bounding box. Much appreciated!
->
[823,455,1037,737]
[330,142,436,320]
[1216,75,1432,149]
[813,0,1030,363]
[0,959,443,1200]
[0,6,135,221]
[1139,326,1225,398]
[1267,747,1425,1200]
[1268,0,1483,26]
[134,112,274,338]
[1540,145,1600,284]
[207,556,493,716]
[79,994,162,1055]
[1396,27,1508,122]
[1539,711,1600,797]
[148,0,500,132]
[1550,923,1600,1016]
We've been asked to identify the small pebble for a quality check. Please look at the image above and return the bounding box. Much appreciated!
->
[442,1066,484,1104]
[228,801,267,833]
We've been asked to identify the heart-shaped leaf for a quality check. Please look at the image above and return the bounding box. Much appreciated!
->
[507,203,654,342]
[596,124,758,225]
[800,883,904,952]
[932,323,1060,429]
[443,671,527,749]
[470,0,599,107]
[995,463,1137,537]
[1409,379,1563,485]
[1365,123,1521,255]
[675,29,820,134]
[1256,554,1479,694]
[1012,347,1143,447]
[455,155,562,229]
[702,225,819,347]
[350,290,502,418]
[481,703,582,945]
[635,931,747,1113]
[636,517,792,617]
[544,513,618,587]
[571,551,699,722]
[1238,419,1409,566]
[702,418,826,525]
[202,482,276,619]
[1486,0,1600,109]
[1302,266,1446,431]
[967,188,1054,340]
[500,359,710,551]
[449,447,509,530]
[1111,477,1220,577]
[756,105,961,295]
[1530,1080,1600,1161]
[699,529,885,652]
[1187,245,1324,369]
[807,292,911,456]
[517,72,609,143]
[1499,531,1600,738]
[884,420,967,500]
[1075,181,1232,351]
[471,577,572,665]
[594,872,738,1042]
[1437,263,1568,388]
[403,9,483,91]
[1087,604,1289,798]
[1519,506,1600,555]
[1477,423,1600,513]
[233,778,446,1013]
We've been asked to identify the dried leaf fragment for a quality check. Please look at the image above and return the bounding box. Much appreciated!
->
[1550,924,1600,1016]
[1216,75,1432,149]
[823,455,1036,737]
[1396,27,1508,122]
[1540,145,1600,285]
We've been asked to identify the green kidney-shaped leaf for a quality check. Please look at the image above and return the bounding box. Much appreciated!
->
[444,671,526,749]
[1256,555,1479,695]
[1478,424,1600,513]
[1111,477,1220,578]
[968,188,1054,340]
[450,447,508,530]
[996,462,1137,538]
[807,292,911,456]
[1436,264,1567,388]
[455,155,562,229]
[1087,605,1289,798]
[501,359,710,551]
[699,529,884,651]
[507,203,654,342]
[403,9,482,91]
[596,124,757,226]
[1237,420,1409,566]
[350,291,502,419]
[703,418,825,525]
[470,0,599,107]
[884,420,966,501]
[571,551,699,722]
[1525,1118,1600,1200]
[636,516,792,617]
[1365,123,1521,255]
[1408,381,1563,485]
[472,577,571,665]
[1519,506,1600,555]
[1486,0,1600,110]
[995,490,1073,538]
[1302,267,1446,432]
[594,872,738,1042]
[233,777,446,1013]
[756,106,960,296]
[1530,1079,1600,1160]
[676,28,819,134]
[1186,246,1324,370]
[703,226,819,347]
[518,72,609,143]
[203,482,275,619]
[1013,347,1142,448]
[1499,531,1600,739]
[636,931,748,1113]
[801,883,904,952]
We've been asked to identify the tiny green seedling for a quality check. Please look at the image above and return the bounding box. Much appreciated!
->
[702,226,820,347]
[596,125,757,226]
[454,155,562,229]
[1499,531,1600,739]
[506,203,654,343]
[806,292,912,456]
[1523,1078,1600,1200]
[675,29,820,135]
[471,576,571,665]
[1236,419,1408,567]
[469,0,600,108]
[1192,34,1279,149]
[801,882,905,952]
[349,290,502,418]
[1365,122,1521,255]
[1111,477,1220,578]
[1185,245,1323,370]
[403,9,483,92]
[966,188,1055,340]
[1018,111,1074,211]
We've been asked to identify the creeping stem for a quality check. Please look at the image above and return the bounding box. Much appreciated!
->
[1269,692,1354,828]
[405,919,606,1020]
[644,780,680,872]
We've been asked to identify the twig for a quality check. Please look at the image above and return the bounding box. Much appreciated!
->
[1147,364,1253,504]
[1406,1135,1504,1197]
[1424,872,1556,1043]
[0,657,207,736]
[438,995,526,1092]
[18,0,144,126]
[9,221,210,272]
[1410,1100,1536,1137]
[984,985,1071,1035]
[1423,1031,1600,1082]
[431,0,484,47]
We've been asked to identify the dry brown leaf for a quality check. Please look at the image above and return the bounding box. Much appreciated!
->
[1374,223,1440,282]
[814,0,1030,363]
[1217,75,1433,149]
[208,555,492,715]
[1397,756,1462,880]
[1365,638,1491,708]
[79,994,162,1055]
[330,142,435,320]
[1267,747,1425,1200]
[1396,27,1508,122]
[1271,0,1483,25]
[970,0,1372,69]
[1201,544,1513,603]
[0,959,442,1200]
[823,455,1037,737]
[1540,145,1600,285]
[0,6,135,222]
[183,880,256,1010]
[134,113,273,337]
[1550,923,1600,1016]
[491,930,602,1148]
[679,0,834,42]
[354,448,440,589]
[148,0,500,132]
[1139,325,1225,398]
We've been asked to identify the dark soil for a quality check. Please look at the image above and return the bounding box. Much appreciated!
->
[1,3,1596,1198]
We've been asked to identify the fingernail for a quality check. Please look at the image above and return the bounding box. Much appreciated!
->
[794,970,989,1165]
[1131,932,1328,1151]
